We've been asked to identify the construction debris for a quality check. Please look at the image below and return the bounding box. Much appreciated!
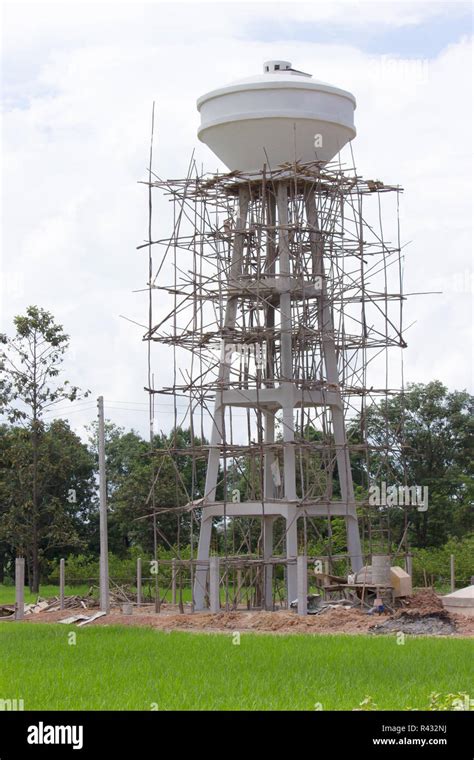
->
[58,611,107,627]
[77,611,107,627]
[371,610,456,636]
[58,615,90,625]
[347,564,412,598]
[24,600,50,615]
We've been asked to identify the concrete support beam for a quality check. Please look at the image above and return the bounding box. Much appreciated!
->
[201,501,360,519]
[221,386,341,409]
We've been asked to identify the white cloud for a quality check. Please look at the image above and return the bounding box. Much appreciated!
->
[1,1,472,440]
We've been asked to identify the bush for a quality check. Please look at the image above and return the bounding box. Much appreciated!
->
[411,534,474,588]
[48,545,192,586]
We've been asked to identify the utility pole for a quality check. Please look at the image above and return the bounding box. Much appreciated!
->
[98,396,110,613]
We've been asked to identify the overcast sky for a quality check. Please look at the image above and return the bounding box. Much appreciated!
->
[1,0,472,439]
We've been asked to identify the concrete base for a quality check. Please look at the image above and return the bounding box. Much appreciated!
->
[443,606,474,618]
[442,585,474,617]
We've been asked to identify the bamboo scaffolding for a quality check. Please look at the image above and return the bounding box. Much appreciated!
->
[138,156,411,612]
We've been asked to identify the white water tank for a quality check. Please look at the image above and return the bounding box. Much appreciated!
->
[197,61,356,172]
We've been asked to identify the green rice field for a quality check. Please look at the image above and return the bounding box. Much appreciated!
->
[0,623,472,710]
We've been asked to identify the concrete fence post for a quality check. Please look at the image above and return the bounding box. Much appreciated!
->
[171,558,177,605]
[297,555,308,616]
[59,558,65,610]
[137,557,142,607]
[450,554,455,593]
[15,558,25,621]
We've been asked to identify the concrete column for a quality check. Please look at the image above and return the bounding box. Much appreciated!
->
[346,514,363,573]
[15,558,25,621]
[305,192,363,574]
[277,183,297,505]
[297,555,308,616]
[264,411,276,498]
[136,557,142,607]
[286,510,298,604]
[97,395,110,614]
[203,187,250,504]
[59,558,65,610]
[194,516,213,610]
[263,516,274,610]
[209,557,220,613]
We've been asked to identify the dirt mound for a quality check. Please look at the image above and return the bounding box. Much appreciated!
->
[24,605,378,635]
[402,589,444,614]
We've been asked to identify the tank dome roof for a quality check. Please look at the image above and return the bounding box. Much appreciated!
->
[197,61,356,171]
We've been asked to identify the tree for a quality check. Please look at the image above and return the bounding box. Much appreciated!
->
[86,423,207,557]
[0,306,89,590]
[351,381,474,549]
[0,421,95,586]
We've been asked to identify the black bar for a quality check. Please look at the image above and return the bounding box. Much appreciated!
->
[0,710,472,757]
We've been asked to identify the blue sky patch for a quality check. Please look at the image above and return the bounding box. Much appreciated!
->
[244,4,472,59]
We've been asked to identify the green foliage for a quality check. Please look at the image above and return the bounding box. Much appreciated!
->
[0,305,89,424]
[0,421,95,572]
[0,306,90,591]
[411,534,474,587]
[350,381,474,549]
[48,545,192,585]
[85,422,207,556]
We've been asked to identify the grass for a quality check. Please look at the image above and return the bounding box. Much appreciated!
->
[0,623,472,710]
[0,584,93,605]
[0,582,241,605]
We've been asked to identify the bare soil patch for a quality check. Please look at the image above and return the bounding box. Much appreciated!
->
[16,590,474,637]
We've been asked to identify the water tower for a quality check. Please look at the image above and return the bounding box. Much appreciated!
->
[194,61,361,610]
[144,61,405,612]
